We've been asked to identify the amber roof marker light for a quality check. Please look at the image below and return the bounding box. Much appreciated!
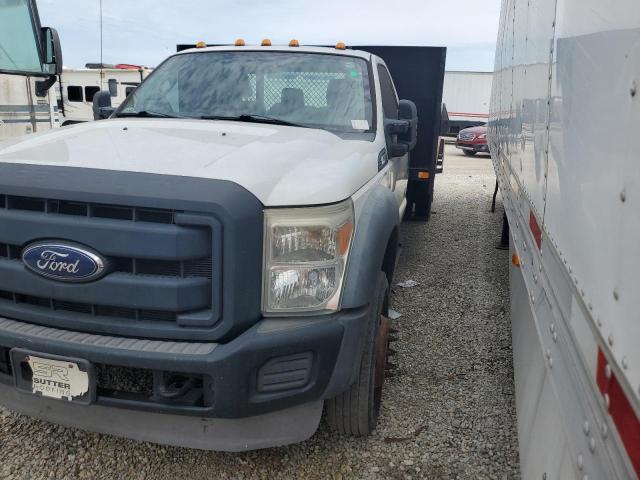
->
[195,41,207,48]
[261,39,272,46]
[335,42,346,50]
[289,39,300,47]
[234,38,246,47]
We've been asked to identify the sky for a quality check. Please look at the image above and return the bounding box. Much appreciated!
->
[37,0,500,72]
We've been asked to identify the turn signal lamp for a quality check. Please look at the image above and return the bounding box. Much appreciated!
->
[417,171,430,179]
[512,253,521,267]
[261,38,272,46]
[335,42,346,50]
[235,38,246,46]
[337,220,354,256]
[195,41,207,48]
[289,39,300,47]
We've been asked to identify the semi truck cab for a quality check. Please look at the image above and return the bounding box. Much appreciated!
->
[0,43,438,450]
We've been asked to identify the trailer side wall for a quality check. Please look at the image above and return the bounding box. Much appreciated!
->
[490,0,640,478]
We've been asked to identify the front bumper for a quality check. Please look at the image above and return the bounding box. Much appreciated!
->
[456,141,490,153]
[0,305,371,449]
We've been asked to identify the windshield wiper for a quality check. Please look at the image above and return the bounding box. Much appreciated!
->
[116,110,188,119]
[199,114,308,128]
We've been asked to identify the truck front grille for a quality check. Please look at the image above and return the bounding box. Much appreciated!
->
[0,194,221,341]
[0,290,177,322]
[0,194,176,224]
[458,132,475,141]
[0,242,212,279]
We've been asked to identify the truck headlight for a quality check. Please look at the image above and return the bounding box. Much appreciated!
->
[262,199,354,315]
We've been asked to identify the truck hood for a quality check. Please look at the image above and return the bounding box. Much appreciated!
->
[459,125,487,135]
[0,119,379,206]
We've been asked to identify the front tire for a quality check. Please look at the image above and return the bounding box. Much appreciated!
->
[325,273,390,436]
[463,150,477,156]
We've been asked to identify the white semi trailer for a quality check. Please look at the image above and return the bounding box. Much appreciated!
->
[490,0,640,478]
[442,70,492,135]
[58,66,151,125]
[0,0,62,141]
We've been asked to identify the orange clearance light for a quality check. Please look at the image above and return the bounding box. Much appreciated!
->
[289,39,300,47]
[417,171,430,179]
[512,252,521,267]
[234,38,246,46]
[195,41,207,48]
[261,38,272,46]
[335,41,346,50]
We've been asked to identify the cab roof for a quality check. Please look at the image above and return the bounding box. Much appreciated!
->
[175,44,375,62]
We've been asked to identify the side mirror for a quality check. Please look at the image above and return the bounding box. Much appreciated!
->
[398,99,418,150]
[35,27,63,97]
[384,99,418,158]
[92,91,115,120]
[42,27,62,75]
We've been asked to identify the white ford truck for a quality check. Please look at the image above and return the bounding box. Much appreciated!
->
[0,42,444,450]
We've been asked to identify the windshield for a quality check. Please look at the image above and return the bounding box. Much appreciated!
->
[0,0,43,74]
[117,51,374,133]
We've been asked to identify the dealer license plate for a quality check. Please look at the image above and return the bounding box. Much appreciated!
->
[11,350,94,404]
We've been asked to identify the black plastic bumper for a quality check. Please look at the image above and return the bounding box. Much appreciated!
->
[0,305,370,419]
[456,142,490,153]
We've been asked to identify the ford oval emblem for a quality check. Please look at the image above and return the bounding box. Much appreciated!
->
[22,241,107,283]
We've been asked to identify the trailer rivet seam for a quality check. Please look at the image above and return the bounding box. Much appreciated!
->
[600,423,608,438]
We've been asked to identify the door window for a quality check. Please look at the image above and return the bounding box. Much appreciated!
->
[67,86,83,102]
[108,79,118,97]
[377,64,399,119]
[84,86,100,102]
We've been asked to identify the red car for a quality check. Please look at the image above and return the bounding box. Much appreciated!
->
[456,125,490,156]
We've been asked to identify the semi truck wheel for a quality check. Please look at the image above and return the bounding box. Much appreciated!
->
[326,273,390,436]
[463,150,477,156]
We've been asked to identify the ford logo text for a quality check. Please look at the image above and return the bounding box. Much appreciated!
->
[22,242,107,283]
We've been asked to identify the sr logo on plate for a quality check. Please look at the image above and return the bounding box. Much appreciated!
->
[21,241,107,283]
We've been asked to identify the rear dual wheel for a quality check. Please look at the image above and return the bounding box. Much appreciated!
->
[326,273,391,436]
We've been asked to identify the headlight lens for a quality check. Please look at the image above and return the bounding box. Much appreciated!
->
[262,200,354,315]
[478,133,487,139]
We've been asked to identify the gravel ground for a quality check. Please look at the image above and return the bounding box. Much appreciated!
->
[0,146,520,479]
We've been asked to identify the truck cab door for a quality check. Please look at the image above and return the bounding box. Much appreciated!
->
[376,63,409,209]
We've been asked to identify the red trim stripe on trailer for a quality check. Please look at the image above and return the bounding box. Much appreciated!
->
[596,350,640,477]
[529,210,542,250]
